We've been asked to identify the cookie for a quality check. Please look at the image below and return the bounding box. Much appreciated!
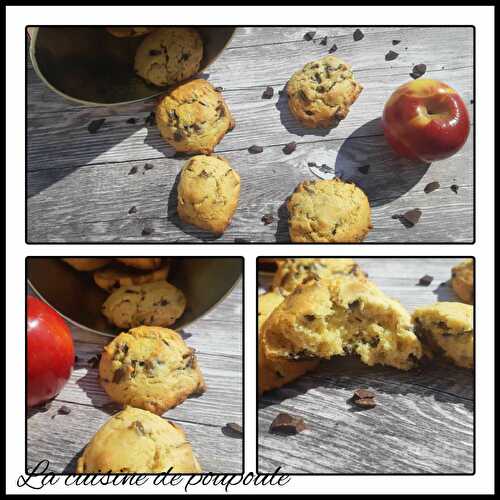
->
[101,281,186,329]
[287,55,363,128]
[412,302,473,369]
[271,258,365,296]
[94,262,170,293]
[106,27,153,38]
[451,259,474,304]
[134,27,203,87]
[115,258,162,270]
[156,79,235,155]
[262,275,422,370]
[177,155,240,234]
[76,406,201,473]
[258,292,319,394]
[287,179,372,243]
[99,326,206,414]
[62,258,112,272]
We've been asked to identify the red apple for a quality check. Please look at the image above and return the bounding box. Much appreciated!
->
[27,296,74,407]
[382,79,470,162]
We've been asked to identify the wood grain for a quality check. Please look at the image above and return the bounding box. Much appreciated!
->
[27,27,474,243]
[27,281,243,474]
[258,258,474,474]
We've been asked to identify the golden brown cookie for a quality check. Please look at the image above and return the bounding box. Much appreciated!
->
[99,326,206,414]
[413,302,473,369]
[106,27,153,38]
[76,406,202,473]
[177,155,240,234]
[287,55,363,128]
[451,259,474,304]
[263,275,422,370]
[258,292,319,394]
[115,258,162,270]
[134,27,203,87]
[94,262,170,293]
[101,281,186,329]
[62,258,112,272]
[287,179,372,243]
[156,79,235,155]
[271,258,365,295]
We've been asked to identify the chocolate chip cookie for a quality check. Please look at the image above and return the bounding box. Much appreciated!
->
[76,406,202,473]
[101,281,186,329]
[177,155,240,234]
[156,79,235,154]
[451,259,474,304]
[287,179,372,243]
[287,55,363,128]
[134,27,203,87]
[99,326,206,414]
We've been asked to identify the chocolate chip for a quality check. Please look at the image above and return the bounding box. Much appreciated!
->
[418,274,434,286]
[128,206,137,215]
[224,422,243,437]
[141,227,153,236]
[304,31,316,41]
[262,86,274,99]
[149,49,161,56]
[410,64,427,79]
[145,112,155,127]
[128,166,138,175]
[58,405,71,415]
[126,118,137,124]
[283,142,297,155]
[320,36,328,46]
[214,86,223,92]
[358,165,370,175]
[87,119,105,134]
[261,213,274,225]
[248,145,264,154]
[304,314,316,321]
[385,50,399,61]
[400,208,422,227]
[424,181,440,193]
[353,388,375,400]
[353,398,377,409]
[353,29,364,41]
[270,413,306,435]
[392,40,401,45]
[450,184,459,194]
[112,367,128,384]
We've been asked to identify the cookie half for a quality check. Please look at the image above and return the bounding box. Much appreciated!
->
[99,326,206,414]
[76,406,201,473]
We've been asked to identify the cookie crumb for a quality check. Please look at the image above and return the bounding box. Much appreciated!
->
[144,163,154,171]
[329,43,338,53]
[424,181,440,193]
[141,227,153,236]
[248,145,264,154]
[283,142,297,155]
[418,274,434,286]
[304,31,316,41]
[450,184,459,194]
[392,39,401,45]
[87,119,106,134]
[320,36,328,46]
[128,206,137,215]
[410,63,427,79]
[262,86,274,99]
[385,50,399,61]
[400,208,422,227]
[353,388,376,400]
[261,214,274,225]
[353,29,364,41]
[223,422,243,438]
[128,166,138,175]
[270,413,306,435]
[58,405,72,415]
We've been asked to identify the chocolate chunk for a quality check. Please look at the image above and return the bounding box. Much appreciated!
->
[141,227,153,236]
[144,163,154,171]
[58,405,71,415]
[304,31,316,41]
[353,398,377,409]
[385,50,399,61]
[358,165,370,175]
[262,86,274,99]
[128,206,137,215]
[149,49,161,56]
[353,388,375,400]
[353,29,364,41]
[160,299,169,306]
[401,208,422,227]
[261,213,274,225]
[410,63,427,79]
[418,274,434,286]
[320,36,328,46]
[450,184,459,194]
[112,367,128,383]
[392,40,401,45]
[424,181,440,193]
[128,166,138,175]
[224,422,243,436]
[283,142,297,155]
[214,86,223,92]
[144,111,155,127]
[126,118,137,124]
[269,413,306,435]
[329,43,338,53]
[304,314,316,321]
[87,119,105,134]
[248,145,264,154]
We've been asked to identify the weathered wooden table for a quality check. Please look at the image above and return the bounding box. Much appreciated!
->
[27,282,243,474]
[258,258,474,474]
[27,27,474,243]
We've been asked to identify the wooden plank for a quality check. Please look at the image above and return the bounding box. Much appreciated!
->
[258,258,474,474]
